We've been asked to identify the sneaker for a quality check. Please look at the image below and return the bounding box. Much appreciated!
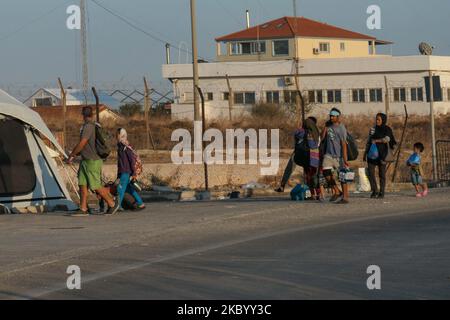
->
[370,192,378,199]
[416,193,423,198]
[134,205,146,211]
[376,192,385,199]
[335,199,349,204]
[422,190,429,197]
[105,198,121,215]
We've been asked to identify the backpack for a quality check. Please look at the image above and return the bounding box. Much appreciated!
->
[293,138,310,167]
[346,133,359,161]
[94,123,111,160]
[125,145,143,177]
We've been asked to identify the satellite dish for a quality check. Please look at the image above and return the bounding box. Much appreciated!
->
[419,42,434,55]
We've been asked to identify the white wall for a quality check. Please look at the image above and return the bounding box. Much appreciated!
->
[164,56,450,120]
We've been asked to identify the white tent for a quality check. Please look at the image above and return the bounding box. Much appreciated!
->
[0,89,77,211]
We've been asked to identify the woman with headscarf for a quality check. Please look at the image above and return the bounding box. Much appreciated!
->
[363,113,397,199]
[116,128,145,211]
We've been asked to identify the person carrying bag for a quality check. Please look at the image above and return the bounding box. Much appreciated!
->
[363,113,397,199]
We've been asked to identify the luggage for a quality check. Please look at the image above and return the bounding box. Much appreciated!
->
[290,184,310,201]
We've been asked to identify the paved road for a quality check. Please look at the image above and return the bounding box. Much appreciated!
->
[0,189,449,299]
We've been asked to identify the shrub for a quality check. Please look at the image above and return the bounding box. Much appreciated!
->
[119,103,143,117]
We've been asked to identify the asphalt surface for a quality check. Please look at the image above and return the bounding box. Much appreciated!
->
[0,188,449,299]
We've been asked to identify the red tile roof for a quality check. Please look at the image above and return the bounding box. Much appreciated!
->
[216,16,379,42]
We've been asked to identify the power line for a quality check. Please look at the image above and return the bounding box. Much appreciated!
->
[89,0,209,61]
[213,0,244,27]
[0,2,68,41]
[255,0,271,19]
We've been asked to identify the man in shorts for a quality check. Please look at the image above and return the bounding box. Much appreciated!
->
[68,106,119,215]
[322,107,350,204]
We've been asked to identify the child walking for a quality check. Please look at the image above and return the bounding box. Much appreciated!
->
[406,142,428,198]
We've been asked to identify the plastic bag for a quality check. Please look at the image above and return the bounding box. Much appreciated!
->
[356,167,371,192]
[367,143,379,160]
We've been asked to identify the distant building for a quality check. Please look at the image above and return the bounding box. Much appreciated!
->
[215,16,390,62]
[32,104,123,123]
[162,16,450,120]
[24,88,122,110]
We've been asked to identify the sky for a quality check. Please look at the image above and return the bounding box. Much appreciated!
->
[1,0,449,97]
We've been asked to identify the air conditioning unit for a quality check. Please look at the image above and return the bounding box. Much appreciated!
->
[313,48,320,55]
[182,92,194,103]
[284,77,294,86]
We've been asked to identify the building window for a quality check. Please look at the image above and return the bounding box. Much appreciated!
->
[33,97,53,107]
[352,89,366,103]
[327,90,342,103]
[411,88,423,102]
[308,90,323,103]
[234,92,256,105]
[273,40,289,56]
[284,90,297,104]
[231,41,266,55]
[369,89,383,102]
[308,91,315,103]
[266,91,280,104]
[340,42,345,52]
[394,88,407,102]
[223,92,230,101]
[319,42,330,53]
[206,92,214,101]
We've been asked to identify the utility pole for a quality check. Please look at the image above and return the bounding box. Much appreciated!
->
[428,71,438,181]
[384,76,390,117]
[225,74,233,121]
[80,0,89,102]
[292,0,304,126]
[143,77,156,150]
[57,78,67,150]
[190,0,200,121]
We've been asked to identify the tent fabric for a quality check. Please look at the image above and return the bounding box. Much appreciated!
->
[0,89,66,157]
[0,89,76,210]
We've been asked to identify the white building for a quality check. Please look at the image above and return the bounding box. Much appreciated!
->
[24,88,121,109]
[162,16,450,120]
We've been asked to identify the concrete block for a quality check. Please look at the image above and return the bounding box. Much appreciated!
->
[195,191,211,201]
[180,191,196,200]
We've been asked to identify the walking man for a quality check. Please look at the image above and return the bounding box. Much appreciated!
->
[68,106,119,215]
[322,108,350,204]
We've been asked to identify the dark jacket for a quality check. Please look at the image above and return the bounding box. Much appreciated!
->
[364,126,396,163]
[117,143,136,176]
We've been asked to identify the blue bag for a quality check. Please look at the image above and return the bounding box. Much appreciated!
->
[290,184,310,201]
[407,153,420,166]
[367,143,379,160]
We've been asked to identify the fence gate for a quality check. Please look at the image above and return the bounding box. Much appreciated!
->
[436,140,450,181]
